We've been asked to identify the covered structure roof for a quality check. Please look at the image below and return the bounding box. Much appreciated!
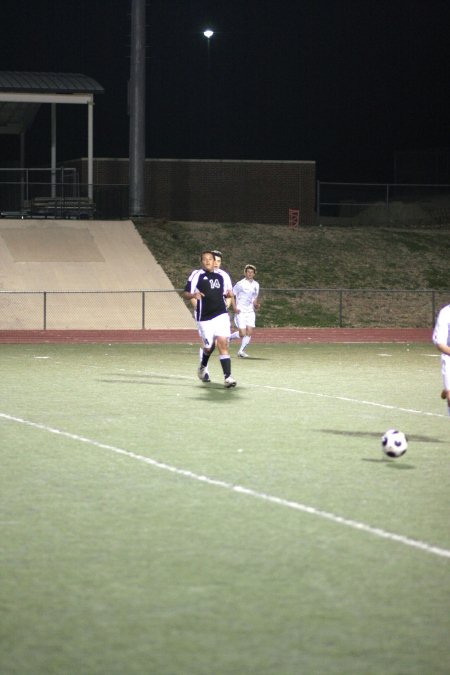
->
[0,71,104,199]
[0,71,104,135]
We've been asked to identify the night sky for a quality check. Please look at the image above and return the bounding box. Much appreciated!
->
[1,0,449,181]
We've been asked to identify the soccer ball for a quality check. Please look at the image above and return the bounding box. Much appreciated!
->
[381,429,408,458]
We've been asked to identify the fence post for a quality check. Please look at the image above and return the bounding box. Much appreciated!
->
[141,291,145,329]
[339,289,343,327]
[43,291,47,330]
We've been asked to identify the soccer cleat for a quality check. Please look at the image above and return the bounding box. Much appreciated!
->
[224,376,237,388]
[197,366,210,382]
[441,389,448,400]
[238,351,249,358]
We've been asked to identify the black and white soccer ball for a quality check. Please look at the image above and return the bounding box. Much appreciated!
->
[381,429,408,458]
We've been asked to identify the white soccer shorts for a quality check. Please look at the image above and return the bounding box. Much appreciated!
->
[234,310,256,330]
[198,312,231,349]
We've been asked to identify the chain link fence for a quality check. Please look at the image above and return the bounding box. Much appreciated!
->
[317,181,450,226]
[1,288,448,330]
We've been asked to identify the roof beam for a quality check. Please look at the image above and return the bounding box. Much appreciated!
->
[0,92,93,105]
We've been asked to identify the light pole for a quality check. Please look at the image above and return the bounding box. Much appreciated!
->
[203,29,214,158]
[129,0,146,217]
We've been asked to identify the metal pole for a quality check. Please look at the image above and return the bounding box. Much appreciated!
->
[87,100,94,201]
[43,292,47,330]
[129,0,147,217]
[206,37,211,157]
[20,134,26,212]
[51,103,57,198]
[203,30,214,159]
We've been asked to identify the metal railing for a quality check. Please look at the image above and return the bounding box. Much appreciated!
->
[0,288,448,330]
[0,179,129,219]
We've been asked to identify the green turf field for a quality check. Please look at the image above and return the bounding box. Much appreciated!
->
[1,342,449,675]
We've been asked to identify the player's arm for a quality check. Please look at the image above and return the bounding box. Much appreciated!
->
[184,272,204,302]
[226,290,237,313]
[253,284,261,310]
[221,272,236,312]
[184,289,203,301]
[434,340,450,356]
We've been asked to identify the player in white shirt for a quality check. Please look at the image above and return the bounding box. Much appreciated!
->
[432,302,450,416]
[231,264,260,358]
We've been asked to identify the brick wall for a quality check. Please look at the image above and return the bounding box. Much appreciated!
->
[65,158,316,225]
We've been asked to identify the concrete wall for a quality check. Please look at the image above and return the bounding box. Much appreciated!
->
[0,219,195,329]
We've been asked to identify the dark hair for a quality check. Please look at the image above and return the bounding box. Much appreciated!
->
[211,249,222,258]
[200,250,215,260]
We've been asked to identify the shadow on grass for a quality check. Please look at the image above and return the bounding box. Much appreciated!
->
[99,374,242,400]
[320,428,444,444]
[234,356,271,361]
[98,378,191,387]
[362,458,415,470]
[191,386,242,403]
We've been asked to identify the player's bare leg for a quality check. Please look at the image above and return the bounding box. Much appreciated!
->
[444,390,450,416]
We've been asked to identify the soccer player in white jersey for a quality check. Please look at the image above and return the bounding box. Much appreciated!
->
[231,264,260,358]
[184,250,237,388]
[432,302,450,416]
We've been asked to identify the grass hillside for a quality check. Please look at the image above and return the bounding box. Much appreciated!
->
[135,220,450,327]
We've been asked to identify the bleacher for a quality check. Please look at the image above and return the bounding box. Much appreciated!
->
[30,196,95,219]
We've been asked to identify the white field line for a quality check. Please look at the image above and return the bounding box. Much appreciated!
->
[1,411,449,561]
[253,385,447,418]
[133,371,448,419]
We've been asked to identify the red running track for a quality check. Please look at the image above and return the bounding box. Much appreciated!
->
[0,327,431,344]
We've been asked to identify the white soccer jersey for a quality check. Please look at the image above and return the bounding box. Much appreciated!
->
[233,278,259,311]
[433,303,450,348]
[433,303,450,393]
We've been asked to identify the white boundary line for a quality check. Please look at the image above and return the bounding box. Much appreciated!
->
[133,371,448,419]
[2,411,449,560]
[253,385,448,418]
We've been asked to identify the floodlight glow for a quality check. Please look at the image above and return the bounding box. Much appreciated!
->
[203,29,214,39]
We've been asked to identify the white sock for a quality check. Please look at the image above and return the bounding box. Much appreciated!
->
[241,335,251,351]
